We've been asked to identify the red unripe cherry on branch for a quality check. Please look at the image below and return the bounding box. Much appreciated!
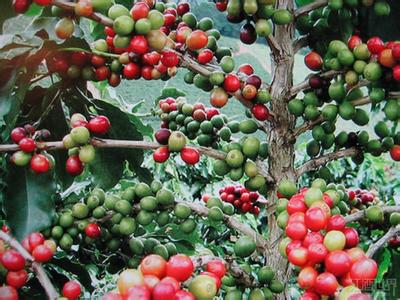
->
[299,291,319,300]
[297,266,318,289]
[302,231,324,247]
[326,214,345,231]
[131,2,149,20]
[30,154,50,173]
[237,63,254,75]
[28,232,45,250]
[378,48,396,68]
[367,37,385,54]
[349,258,378,289]
[307,243,328,264]
[246,74,262,89]
[288,246,308,266]
[177,2,190,16]
[325,250,352,276]
[62,280,82,300]
[166,254,194,282]
[223,74,240,93]
[304,207,327,232]
[13,0,32,14]
[197,49,214,64]
[210,88,228,108]
[251,104,269,121]
[130,35,149,55]
[161,51,179,68]
[343,227,359,248]
[123,63,141,80]
[175,290,195,300]
[393,65,400,82]
[206,260,226,278]
[95,66,111,81]
[1,250,25,271]
[304,51,323,71]
[85,223,101,238]
[286,221,307,240]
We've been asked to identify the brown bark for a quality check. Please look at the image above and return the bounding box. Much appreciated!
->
[265,0,297,296]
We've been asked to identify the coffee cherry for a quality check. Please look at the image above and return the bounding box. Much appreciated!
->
[186,30,208,51]
[19,138,36,153]
[33,0,51,5]
[161,51,179,68]
[130,35,149,55]
[11,151,31,166]
[153,147,170,163]
[85,223,101,238]
[88,116,110,135]
[223,74,240,93]
[11,127,26,143]
[13,0,32,14]
[55,18,75,40]
[66,155,84,176]
[30,154,50,173]
[32,245,53,263]
[1,250,25,271]
[6,270,28,288]
[198,49,213,64]
[251,104,269,121]
[75,0,93,17]
[28,232,45,250]
[130,2,149,21]
[0,286,18,300]
[70,126,90,144]
[62,280,82,300]
[180,147,200,165]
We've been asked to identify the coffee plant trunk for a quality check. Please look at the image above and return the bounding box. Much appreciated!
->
[265,0,296,295]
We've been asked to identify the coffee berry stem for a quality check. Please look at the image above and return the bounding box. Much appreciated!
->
[0,231,58,299]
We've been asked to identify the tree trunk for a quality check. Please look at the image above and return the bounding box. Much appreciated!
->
[265,0,296,297]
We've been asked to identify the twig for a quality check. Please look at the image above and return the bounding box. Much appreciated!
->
[192,255,257,287]
[344,206,400,223]
[294,0,329,18]
[176,200,269,252]
[0,231,58,300]
[30,73,51,85]
[52,0,114,27]
[366,225,400,258]
[290,70,342,97]
[293,35,309,53]
[33,89,61,129]
[296,147,359,176]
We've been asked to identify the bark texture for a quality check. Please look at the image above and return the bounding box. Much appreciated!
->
[265,0,297,296]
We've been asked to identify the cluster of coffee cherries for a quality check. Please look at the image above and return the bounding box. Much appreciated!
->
[101,254,224,300]
[212,137,268,193]
[0,232,55,295]
[10,125,55,173]
[347,188,378,209]
[206,184,263,215]
[276,179,378,299]
[214,0,292,44]
[62,113,110,176]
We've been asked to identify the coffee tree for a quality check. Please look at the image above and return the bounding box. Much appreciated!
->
[1,0,400,299]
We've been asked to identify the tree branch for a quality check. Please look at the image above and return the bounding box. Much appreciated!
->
[192,255,257,287]
[52,0,114,27]
[0,231,58,300]
[294,0,328,18]
[296,147,359,176]
[176,200,269,252]
[290,70,342,97]
[293,35,309,53]
[366,225,400,258]
[344,205,400,223]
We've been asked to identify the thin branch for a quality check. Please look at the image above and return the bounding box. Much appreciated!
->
[293,35,309,53]
[52,0,114,27]
[366,225,400,258]
[0,231,58,300]
[296,147,359,176]
[344,206,400,223]
[192,255,257,287]
[290,70,342,97]
[30,73,51,85]
[176,200,269,252]
[294,0,328,18]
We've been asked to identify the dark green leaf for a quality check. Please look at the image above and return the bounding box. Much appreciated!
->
[4,164,56,240]
[376,248,391,283]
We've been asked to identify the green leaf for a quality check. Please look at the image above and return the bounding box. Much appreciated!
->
[4,164,56,240]
[376,248,391,283]
[87,99,152,188]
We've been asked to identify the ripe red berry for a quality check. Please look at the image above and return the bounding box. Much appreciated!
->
[197,49,214,64]
[238,63,254,75]
[10,127,26,143]
[28,232,45,250]
[0,286,18,300]
[155,129,171,145]
[348,35,362,50]
[13,0,32,14]
[390,145,400,161]
[62,280,82,300]
[30,154,50,173]
[177,2,190,15]
[85,223,101,238]
[33,0,52,5]
[251,104,269,121]
[180,147,200,165]
[161,51,179,68]
[223,74,241,93]
[123,63,141,79]
[206,260,226,278]
[19,138,36,153]
[393,65,400,82]
[32,245,53,263]
[153,147,170,163]
[367,37,385,54]
[6,269,28,288]
[304,51,323,71]
[1,250,25,271]
[95,66,111,81]
[130,35,149,55]
[66,155,84,176]
[88,116,110,135]
[130,2,149,20]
